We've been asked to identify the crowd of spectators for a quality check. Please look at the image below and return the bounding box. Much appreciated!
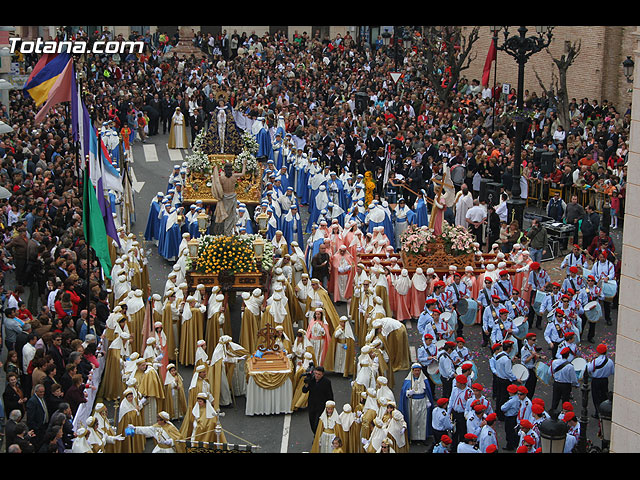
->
[0,26,629,452]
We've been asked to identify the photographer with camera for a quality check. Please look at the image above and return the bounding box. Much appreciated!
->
[301,365,333,434]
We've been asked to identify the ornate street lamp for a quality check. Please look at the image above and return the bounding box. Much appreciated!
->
[196,210,210,234]
[491,26,554,229]
[252,235,265,261]
[538,409,568,453]
[381,27,392,48]
[598,396,613,452]
[187,238,200,258]
[256,211,268,234]
[623,56,634,83]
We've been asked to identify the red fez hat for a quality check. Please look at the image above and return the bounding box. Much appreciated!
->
[530,262,540,270]
[500,270,509,276]
[525,332,537,339]
[456,337,465,343]
[461,363,473,371]
[464,433,477,441]
[499,308,509,314]
[507,384,519,394]
[563,411,576,422]
[555,308,565,316]
[455,374,468,384]
[437,397,448,407]
[562,401,574,411]
[441,435,452,444]
[569,266,578,274]
[597,343,607,354]
[532,404,545,415]
[560,347,571,355]
[516,445,530,453]
[523,435,536,445]
[486,444,498,453]
[471,383,483,390]
[485,412,497,422]
[520,419,533,429]
[424,333,434,340]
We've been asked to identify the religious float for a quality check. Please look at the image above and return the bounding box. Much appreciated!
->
[399,222,476,271]
[182,108,271,293]
[244,322,294,416]
[185,234,273,293]
[182,115,263,207]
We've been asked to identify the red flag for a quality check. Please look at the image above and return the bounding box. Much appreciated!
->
[482,39,497,87]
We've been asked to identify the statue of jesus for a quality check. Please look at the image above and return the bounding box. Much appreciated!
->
[211,159,246,236]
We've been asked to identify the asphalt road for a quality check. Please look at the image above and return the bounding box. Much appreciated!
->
[110,130,621,453]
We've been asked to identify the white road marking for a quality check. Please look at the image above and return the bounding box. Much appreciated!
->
[280,413,291,453]
[143,144,159,162]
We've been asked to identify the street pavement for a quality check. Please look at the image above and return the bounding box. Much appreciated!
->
[110,130,622,453]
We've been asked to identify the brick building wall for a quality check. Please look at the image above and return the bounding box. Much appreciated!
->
[461,26,634,115]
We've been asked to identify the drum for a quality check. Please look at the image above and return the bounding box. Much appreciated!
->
[441,311,458,331]
[603,281,617,301]
[584,301,602,323]
[512,316,529,340]
[427,362,441,386]
[435,339,446,351]
[456,298,469,316]
[571,357,587,381]
[460,299,479,326]
[456,361,479,381]
[582,267,592,280]
[533,290,547,313]
[535,361,552,386]
[512,363,530,383]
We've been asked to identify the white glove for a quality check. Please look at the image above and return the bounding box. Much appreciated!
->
[406,389,414,397]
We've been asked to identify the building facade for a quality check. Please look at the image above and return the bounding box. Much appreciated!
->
[612,25,640,453]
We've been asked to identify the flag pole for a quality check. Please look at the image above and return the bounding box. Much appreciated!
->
[492,38,497,134]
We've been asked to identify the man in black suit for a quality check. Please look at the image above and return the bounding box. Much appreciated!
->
[4,409,23,452]
[147,93,162,136]
[11,423,36,453]
[160,94,176,135]
[301,366,334,434]
[191,108,205,147]
[25,384,49,449]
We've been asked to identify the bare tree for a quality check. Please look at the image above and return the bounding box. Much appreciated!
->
[418,26,480,108]
[533,40,582,129]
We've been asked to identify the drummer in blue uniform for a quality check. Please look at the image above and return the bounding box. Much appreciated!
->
[490,308,514,346]
[538,281,562,320]
[417,333,438,394]
[482,295,504,349]
[493,270,513,302]
[544,309,569,358]
[562,266,585,294]
[579,274,605,343]
[550,346,580,411]
[520,332,542,398]
[555,332,579,362]
[560,244,588,276]
[446,273,469,338]
[452,337,471,367]
[417,299,437,337]
[587,343,615,419]
[501,383,521,451]
[437,341,457,399]
[494,339,517,420]
[590,248,616,326]
[526,261,550,329]
[477,277,495,347]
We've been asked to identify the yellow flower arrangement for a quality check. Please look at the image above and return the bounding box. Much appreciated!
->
[194,235,259,274]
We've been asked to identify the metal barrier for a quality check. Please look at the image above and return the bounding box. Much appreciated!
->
[526,178,614,215]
